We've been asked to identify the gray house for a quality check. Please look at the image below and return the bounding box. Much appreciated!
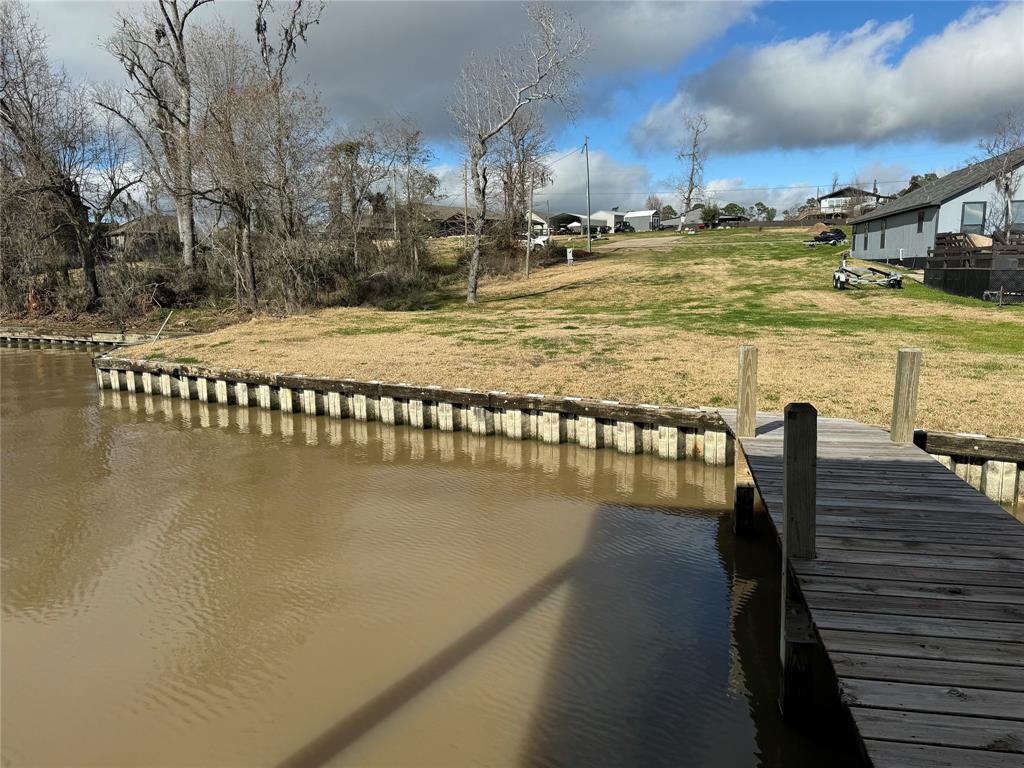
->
[849,148,1024,265]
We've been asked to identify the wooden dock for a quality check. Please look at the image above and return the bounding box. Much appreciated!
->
[719,409,1024,767]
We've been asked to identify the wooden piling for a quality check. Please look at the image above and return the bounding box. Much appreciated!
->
[780,401,818,716]
[736,345,758,438]
[890,347,922,444]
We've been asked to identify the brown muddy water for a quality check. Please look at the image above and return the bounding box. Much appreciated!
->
[1,349,860,767]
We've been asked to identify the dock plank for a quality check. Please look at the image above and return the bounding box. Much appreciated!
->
[719,408,1024,767]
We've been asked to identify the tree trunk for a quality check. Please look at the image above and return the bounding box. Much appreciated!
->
[467,144,487,304]
[176,193,196,268]
[240,219,256,310]
[79,238,100,306]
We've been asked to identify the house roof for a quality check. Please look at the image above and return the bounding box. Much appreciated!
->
[850,147,1024,224]
[624,209,657,217]
[818,186,883,201]
[108,213,177,236]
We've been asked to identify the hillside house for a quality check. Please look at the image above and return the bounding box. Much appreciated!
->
[849,148,1024,265]
[623,209,660,232]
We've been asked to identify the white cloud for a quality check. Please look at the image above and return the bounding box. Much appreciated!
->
[630,3,1024,153]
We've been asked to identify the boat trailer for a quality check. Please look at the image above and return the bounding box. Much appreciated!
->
[833,259,903,290]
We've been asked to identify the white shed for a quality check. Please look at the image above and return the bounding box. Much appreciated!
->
[624,209,661,232]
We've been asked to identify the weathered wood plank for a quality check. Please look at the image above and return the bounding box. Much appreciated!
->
[799,575,1024,605]
[841,678,1024,720]
[814,609,1022,642]
[815,536,1024,561]
[803,592,1024,623]
[813,549,1024,575]
[831,652,1024,692]
[793,559,1021,588]
[820,629,1024,666]
[863,739,1024,768]
[854,708,1024,753]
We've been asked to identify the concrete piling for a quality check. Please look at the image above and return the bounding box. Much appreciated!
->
[142,372,154,394]
[214,380,234,404]
[301,389,321,416]
[615,421,640,454]
[278,387,296,413]
[471,405,494,435]
[125,371,138,393]
[236,382,252,408]
[658,425,682,460]
[541,412,564,444]
[197,377,210,402]
[982,460,1018,504]
[160,374,174,398]
[409,399,430,429]
[380,396,399,425]
[256,384,276,410]
[95,368,107,389]
[110,369,123,390]
[437,402,455,432]
[578,416,602,449]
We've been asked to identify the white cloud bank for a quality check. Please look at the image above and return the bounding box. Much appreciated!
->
[630,3,1024,153]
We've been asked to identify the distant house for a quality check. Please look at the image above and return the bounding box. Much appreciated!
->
[816,186,894,221]
[422,204,504,236]
[105,214,179,259]
[623,209,660,232]
[849,148,1024,264]
[660,215,682,230]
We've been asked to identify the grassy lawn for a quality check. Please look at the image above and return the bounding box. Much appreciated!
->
[125,227,1024,437]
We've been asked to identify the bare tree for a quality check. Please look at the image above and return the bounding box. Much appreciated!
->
[644,193,663,212]
[494,104,552,272]
[254,0,324,237]
[1,0,143,307]
[450,4,586,303]
[976,110,1024,233]
[101,0,212,268]
[675,112,707,231]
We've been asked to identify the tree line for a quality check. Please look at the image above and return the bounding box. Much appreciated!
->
[1,0,589,321]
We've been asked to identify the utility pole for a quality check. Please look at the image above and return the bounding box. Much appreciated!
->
[526,171,535,278]
[584,136,592,252]
[392,169,399,245]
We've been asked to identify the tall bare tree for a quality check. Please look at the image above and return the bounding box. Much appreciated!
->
[1,0,142,306]
[101,0,212,268]
[450,4,586,303]
[676,112,707,232]
[254,0,324,238]
[976,110,1024,233]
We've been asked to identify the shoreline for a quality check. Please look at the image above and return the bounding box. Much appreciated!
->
[89,352,1024,509]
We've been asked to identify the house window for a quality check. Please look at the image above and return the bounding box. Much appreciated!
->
[1011,200,1024,232]
[880,218,886,249]
[961,202,986,234]
[917,210,925,234]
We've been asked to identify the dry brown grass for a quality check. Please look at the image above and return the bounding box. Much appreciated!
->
[127,230,1024,437]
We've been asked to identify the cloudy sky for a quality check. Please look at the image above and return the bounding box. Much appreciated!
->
[32,0,1024,216]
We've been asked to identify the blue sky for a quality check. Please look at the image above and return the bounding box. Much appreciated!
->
[35,0,1024,216]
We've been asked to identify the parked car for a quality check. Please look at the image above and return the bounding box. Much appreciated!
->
[614,222,634,233]
[807,227,847,246]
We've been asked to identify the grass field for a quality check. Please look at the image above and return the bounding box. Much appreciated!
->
[125,227,1024,436]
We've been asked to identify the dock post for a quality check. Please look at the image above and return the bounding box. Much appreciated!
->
[734,345,760,533]
[890,347,922,443]
[780,402,818,717]
[737,345,758,438]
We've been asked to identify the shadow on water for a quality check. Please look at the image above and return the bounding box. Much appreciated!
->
[5,349,862,767]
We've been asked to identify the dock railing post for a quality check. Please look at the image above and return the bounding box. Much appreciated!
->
[733,345,759,535]
[890,347,922,444]
[736,345,758,438]
[780,402,818,716]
